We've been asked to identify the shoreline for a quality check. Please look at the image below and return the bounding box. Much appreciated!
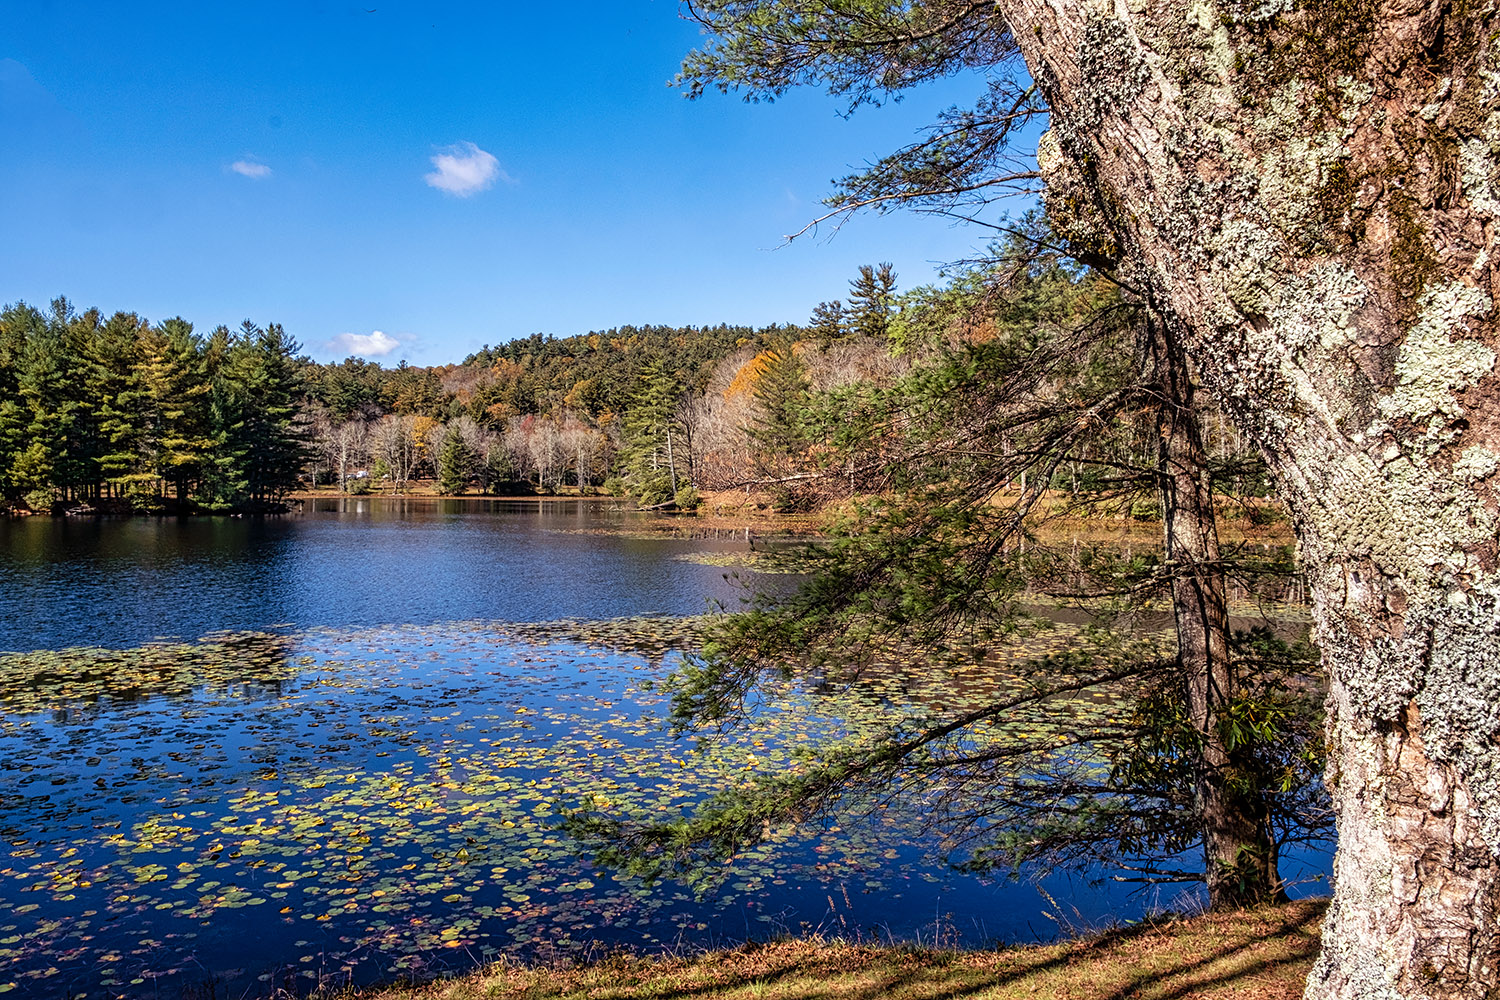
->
[317,899,1327,1000]
[6,486,1294,545]
[288,484,830,534]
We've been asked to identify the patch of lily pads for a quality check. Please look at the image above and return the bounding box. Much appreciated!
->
[0,614,1168,998]
[670,551,806,573]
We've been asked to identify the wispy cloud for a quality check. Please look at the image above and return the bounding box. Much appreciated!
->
[424,141,508,197]
[326,330,400,358]
[230,159,272,179]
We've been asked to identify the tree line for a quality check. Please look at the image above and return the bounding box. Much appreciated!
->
[0,296,886,510]
[0,298,304,512]
[2,258,1275,515]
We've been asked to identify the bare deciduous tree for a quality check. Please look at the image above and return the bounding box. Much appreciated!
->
[371,414,418,494]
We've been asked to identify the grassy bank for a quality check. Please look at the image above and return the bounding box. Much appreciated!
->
[336,899,1325,1000]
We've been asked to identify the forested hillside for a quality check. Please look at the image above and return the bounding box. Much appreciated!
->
[1,256,1269,515]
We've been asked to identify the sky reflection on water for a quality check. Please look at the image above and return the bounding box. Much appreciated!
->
[0,500,1330,998]
[0,499,754,652]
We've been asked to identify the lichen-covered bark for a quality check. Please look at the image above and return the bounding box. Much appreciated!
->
[993,0,1500,996]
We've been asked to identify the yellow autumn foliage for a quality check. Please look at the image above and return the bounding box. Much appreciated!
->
[724,342,808,400]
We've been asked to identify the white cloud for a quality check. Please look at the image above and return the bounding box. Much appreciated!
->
[327,330,400,358]
[230,159,272,179]
[424,141,508,196]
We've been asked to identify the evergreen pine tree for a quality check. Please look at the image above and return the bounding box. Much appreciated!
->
[139,318,210,504]
[204,321,307,509]
[241,323,308,504]
[12,299,94,503]
[482,439,513,493]
[54,303,107,500]
[0,304,44,504]
[621,362,683,504]
[808,300,848,342]
[91,312,152,502]
[437,427,472,495]
[846,263,897,340]
[200,325,252,510]
[748,344,811,460]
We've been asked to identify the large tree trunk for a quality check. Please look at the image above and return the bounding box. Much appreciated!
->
[996,1,1500,996]
[1153,314,1282,908]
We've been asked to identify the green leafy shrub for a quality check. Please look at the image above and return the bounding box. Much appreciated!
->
[633,473,675,507]
[122,482,167,514]
[21,487,57,514]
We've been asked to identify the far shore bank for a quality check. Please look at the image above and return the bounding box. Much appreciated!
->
[8,484,1295,548]
[286,483,1294,543]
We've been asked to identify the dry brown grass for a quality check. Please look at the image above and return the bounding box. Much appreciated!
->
[336,899,1325,1000]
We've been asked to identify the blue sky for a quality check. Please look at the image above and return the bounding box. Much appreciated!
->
[1,3,1014,365]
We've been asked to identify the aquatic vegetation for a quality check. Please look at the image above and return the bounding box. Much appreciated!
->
[671,550,806,573]
[0,616,1131,997]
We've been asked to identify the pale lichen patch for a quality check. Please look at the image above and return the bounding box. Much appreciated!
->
[1460,138,1500,219]
[1414,587,1500,847]
[1212,219,1282,315]
[1334,77,1373,123]
[1225,0,1292,23]
[1458,41,1500,226]
[1035,130,1063,177]
[1271,262,1366,356]
[1249,80,1306,151]
[1377,283,1496,441]
[1188,0,1234,82]
[1321,450,1495,584]
[1075,14,1151,130]
[1452,445,1500,484]
[1256,128,1347,239]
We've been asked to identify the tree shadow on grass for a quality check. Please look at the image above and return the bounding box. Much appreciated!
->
[536,898,1326,1000]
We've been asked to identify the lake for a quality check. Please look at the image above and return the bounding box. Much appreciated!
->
[0,498,764,651]
[0,499,1329,997]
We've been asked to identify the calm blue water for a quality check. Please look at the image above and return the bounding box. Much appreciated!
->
[0,498,755,652]
[0,500,1330,998]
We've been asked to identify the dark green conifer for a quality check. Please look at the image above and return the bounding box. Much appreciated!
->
[621,362,684,504]
[846,262,897,340]
[437,428,472,495]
